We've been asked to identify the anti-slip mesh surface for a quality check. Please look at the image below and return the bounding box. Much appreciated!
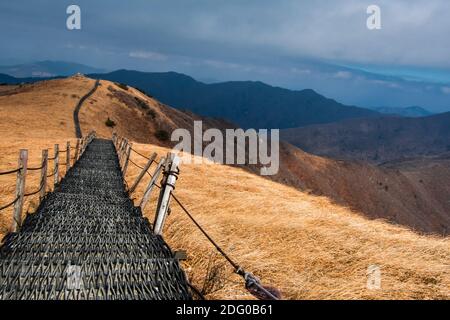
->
[0,139,191,300]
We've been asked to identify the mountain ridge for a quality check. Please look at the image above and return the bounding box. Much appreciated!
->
[89,69,381,129]
[371,106,434,118]
[281,112,450,163]
[0,61,105,78]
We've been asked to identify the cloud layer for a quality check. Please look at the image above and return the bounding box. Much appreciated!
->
[0,0,449,110]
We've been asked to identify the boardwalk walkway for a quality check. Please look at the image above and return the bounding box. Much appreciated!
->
[0,139,191,300]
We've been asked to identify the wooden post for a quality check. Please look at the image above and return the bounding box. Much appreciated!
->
[129,152,157,193]
[12,149,28,232]
[39,149,48,201]
[54,144,59,187]
[66,141,71,171]
[139,157,165,210]
[112,133,117,146]
[81,137,87,155]
[74,139,80,162]
[122,143,132,176]
[117,138,124,161]
[79,138,84,157]
[120,139,128,162]
[154,153,180,235]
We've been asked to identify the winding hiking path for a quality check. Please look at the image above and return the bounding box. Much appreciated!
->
[73,79,100,138]
[0,139,191,300]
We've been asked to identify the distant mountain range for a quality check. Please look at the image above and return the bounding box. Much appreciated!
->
[89,70,380,129]
[0,61,105,78]
[371,106,433,118]
[0,65,445,130]
[281,112,450,163]
[0,73,50,84]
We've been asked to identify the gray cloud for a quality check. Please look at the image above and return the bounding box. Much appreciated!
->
[0,0,449,111]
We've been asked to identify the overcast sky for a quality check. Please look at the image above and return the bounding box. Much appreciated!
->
[0,0,449,110]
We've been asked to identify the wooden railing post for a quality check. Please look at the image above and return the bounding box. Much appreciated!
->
[39,149,48,201]
[154,153,180,235]
[128,152,157,194]
[117,138,124,162]
[81,137,86,155]
[120,139,128,163]
[122,143,132,176]
[54,144,59,187]
[74,139,80,162]
[66,141,71,170]
[12,149,28,232]
[139,157,165,210]
[79,138,84,157]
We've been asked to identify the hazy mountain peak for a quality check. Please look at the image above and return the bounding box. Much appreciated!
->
[0,60,106,78]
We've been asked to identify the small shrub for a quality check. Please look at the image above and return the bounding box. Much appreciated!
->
[135,87,152,97]
[115,82,128,91]
[146,109,156,119]
[105,117,116,128]
[155,129,169,141]
[134,97,150,110]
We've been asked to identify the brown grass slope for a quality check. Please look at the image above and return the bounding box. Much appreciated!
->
[0,76,448,300]
[271,143,450,235]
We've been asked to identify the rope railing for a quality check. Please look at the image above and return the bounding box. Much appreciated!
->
[46,167,58,178]
[112,133,280,300]
[128,158,148,172]
[24,179,46,197]
[0,196,20,212]
[0,167,22,176]
[27,160,46,172]
[130,147,153,161]
[0,131,97,233]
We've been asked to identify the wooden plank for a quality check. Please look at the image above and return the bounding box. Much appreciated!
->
[39,149,48,201]
[154,153,180,235]
[139,157,165,210]
[54,144,59,187]
[12,149,28,232]
[128,152,157,194]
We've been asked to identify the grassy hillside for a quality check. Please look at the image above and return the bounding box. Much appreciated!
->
[0,76,448,300]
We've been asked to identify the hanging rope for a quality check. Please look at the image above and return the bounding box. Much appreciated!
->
[130,147,152,161]
[148,180,280,300]
[27,160,45,171]
[0,167,21,176]
[170,193,280,300]
[127,158,153,178]
[47,168,58,178]
[24,179,46,197]
[0,196,20,212]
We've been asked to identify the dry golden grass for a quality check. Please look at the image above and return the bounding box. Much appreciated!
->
[124,143,449,300]
[0,77,87,235]
[0,138,78,236]
[0,76,94,140]
[0,76,448,300]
